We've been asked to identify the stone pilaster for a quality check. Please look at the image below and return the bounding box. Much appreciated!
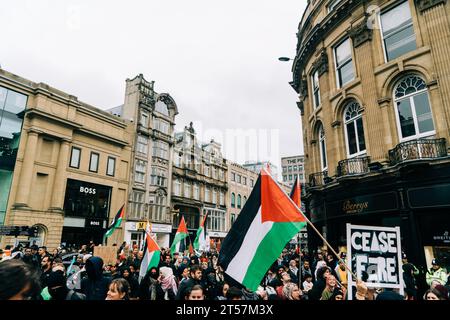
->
[49,139,70,211]
[14,130,39,207]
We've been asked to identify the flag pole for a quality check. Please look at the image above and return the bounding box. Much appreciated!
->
[263,169,358,280]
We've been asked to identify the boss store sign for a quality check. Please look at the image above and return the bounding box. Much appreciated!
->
[64,179,112,219]
[85,218,105,229]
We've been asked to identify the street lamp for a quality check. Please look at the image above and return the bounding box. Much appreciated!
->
[278,57,293,62]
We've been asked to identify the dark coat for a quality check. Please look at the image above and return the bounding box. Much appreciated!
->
[80,257,111,300]
[176,277,202,300]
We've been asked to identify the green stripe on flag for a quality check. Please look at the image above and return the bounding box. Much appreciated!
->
[148,250,161,272]
[193,226,204,250]
[242,221,306,291]
[171,232,188,256]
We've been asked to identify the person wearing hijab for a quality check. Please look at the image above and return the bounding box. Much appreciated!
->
[159,266,177,300]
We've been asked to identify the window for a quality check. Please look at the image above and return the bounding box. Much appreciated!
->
[243,196,247,206]
[231,193,235,208]
[312,70,321,108]
[319,124,328,171]
[137,135,148,154]
[152,141,169,159]
[283,175,287,182]
[184,182,191,198]
[205,187,211,203]
[231,172,236,181]
[293,165,297,171]
[289,175,292,181]
[237,194,242,209]
[243,177,247,185]
[237,175,241,184]
[155,100,170,116]
[130,191,145,219]
[212,190,217,204]
[328,0,342,12]
[219,169,224,180]
[344,101,366,157]
[150,167,167,187]
[204,166,210,177]
[135,159,146,183]
[283,167,287,173]
[140,113,148,127]
[288,166,292,172]
[206,209,226,232]
[151,193,166,222]
[231,214,236,225]
[250,179,254,187]
[220,192,224,206]
[70,147,81,168]
[193,184,200,200]
[89,152,99,173]
[173,179,181,196]
[154,118,169,134]
[380,1,416,61]
[212,167,217,179]
[394,75,434,140]
[174,151,182,167]
[334,38,355,87]
[107,157,116,176]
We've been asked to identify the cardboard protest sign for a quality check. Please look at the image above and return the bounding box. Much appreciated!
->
[346,224,404,300]
[93,246,117,265]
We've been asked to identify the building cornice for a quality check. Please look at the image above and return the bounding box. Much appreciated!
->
[415,0,447,12]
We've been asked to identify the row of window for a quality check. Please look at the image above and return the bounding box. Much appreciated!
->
[204,209,226,232]
[139,112,170,134]
[231,193,247,209]
[283,174,304,182]
[129,191,167,221]
[317,74,435,170]
[136,135,170,160]
[70,147,116,176]
[282,165,303,173]
[231,172,254,187]
[311,0,417,108]
[173,179,225,205]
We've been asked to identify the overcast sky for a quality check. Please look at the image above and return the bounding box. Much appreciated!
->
[1,0,306,171]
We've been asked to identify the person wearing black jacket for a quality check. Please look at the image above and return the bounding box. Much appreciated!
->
[80,256,111,300]
[122,267,140,299]
[176,265,204,300]
[308,266,332,301]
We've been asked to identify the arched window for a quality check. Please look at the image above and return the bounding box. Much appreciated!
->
[318,124,327,171]
[237,195,242,209]
[155,100,169,116]
[394,75,435,140]
[243,196,247,206]
[231,193,235,208]
[344,101,366,157]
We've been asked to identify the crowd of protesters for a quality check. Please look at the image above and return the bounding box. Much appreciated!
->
[0,241,449,301]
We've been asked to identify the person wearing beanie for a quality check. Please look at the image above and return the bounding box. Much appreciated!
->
[80,256,111,300]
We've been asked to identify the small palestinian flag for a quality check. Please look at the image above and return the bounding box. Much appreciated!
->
[138,224,161,283]
[193,213,208,251]
[170,216,189,257]
[290,176,301,206]
[218,169,307,291]
[105,204,125,238]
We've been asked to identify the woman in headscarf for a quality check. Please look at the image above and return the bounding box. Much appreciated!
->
[158,266,177,300]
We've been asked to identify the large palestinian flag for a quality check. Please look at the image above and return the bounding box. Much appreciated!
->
[193,213,208,251]
[105,204,125,238]
[218,169,307,291]
[170,216,189,257]
[138,224,161,283]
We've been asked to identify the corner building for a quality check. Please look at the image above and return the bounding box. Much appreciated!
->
[291,0,450,273]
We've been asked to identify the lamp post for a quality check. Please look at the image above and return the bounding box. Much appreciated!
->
[278,57,293,62]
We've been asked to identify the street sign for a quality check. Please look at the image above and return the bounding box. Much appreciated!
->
[0,226,38,237]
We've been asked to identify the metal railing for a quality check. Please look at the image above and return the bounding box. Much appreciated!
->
[309,171,328,187]
[337,156,370,177]
[388,138,447,165]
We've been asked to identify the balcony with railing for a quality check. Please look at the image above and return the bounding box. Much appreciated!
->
[337,156,370,177]
[309,171,328,187]
[389,138,447,165]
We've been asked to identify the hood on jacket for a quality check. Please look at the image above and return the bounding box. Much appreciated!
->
[85,256,104,280]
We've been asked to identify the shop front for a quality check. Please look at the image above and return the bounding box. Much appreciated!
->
[124,221,171,249]
[61,179,112,247]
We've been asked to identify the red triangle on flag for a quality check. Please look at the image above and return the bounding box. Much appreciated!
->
[261,171,305,223]
[177,216,188,234]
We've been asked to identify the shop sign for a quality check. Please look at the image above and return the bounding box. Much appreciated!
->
[327,192,398,218]
[136,222,146,231]
[346,224,404,300]
[433,231,450,244]
[85,218,103,229]
[342,200,369,214]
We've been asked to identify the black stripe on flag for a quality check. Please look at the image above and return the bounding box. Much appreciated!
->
[218,174,261,270]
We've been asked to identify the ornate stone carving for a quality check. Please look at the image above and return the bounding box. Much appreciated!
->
[300,77,308,98]
[297,101,304,116]
[416,0,447,12]
[349,17,373,48]
[312,49,329,76]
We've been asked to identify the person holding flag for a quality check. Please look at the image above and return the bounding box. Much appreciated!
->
[170,216,189,257]
[194,213,208,253]
[104,204,125,240]
[138,223,161,284]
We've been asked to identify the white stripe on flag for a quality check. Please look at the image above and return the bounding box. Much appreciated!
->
[226,207,273,283]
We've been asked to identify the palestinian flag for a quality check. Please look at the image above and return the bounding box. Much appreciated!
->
[218,169,307,291]
[170,216,189,257]
[193,213,208,251]
[105,204,124,238]
[290,176,301,206]
[138,224,161,283]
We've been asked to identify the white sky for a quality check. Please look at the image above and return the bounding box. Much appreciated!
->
[1,0,307,171]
